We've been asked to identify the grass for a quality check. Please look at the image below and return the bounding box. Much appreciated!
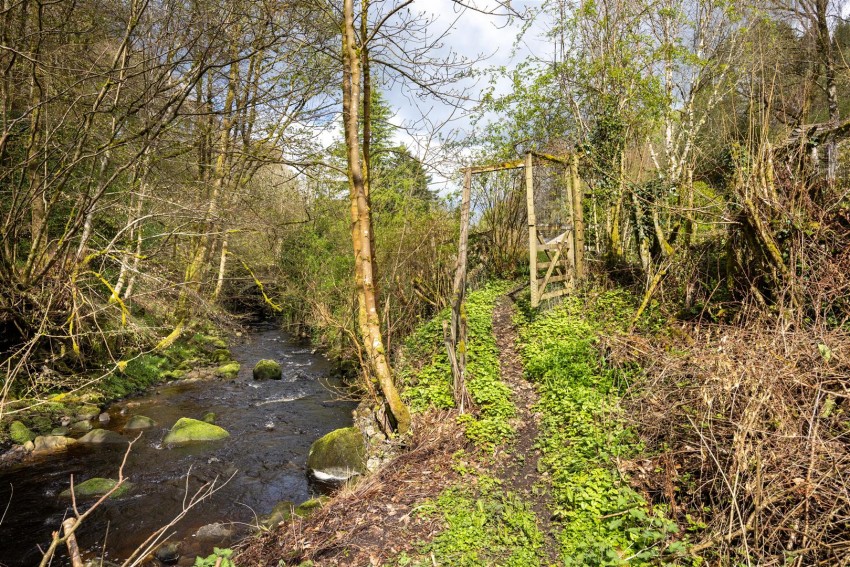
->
[401,282,516,449]
[411,467,545,567]
[1,331,231,445]
[517,290,685,566]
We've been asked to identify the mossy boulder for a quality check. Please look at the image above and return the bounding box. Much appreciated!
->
[60,478,131,499]
[261,501,295,527]
[33,435,77,453]
[212,349,232,363]
[124,415,156,430]
[73,405,100,421]
[216,362,241,379]
[70,420,93,433]
[253,359,282,380]
[295,496,329,517]
[163,417,229,444]
[306,427,366,481]
[160,370,186,381]
[78,430,127,445]
[10,421,35,444]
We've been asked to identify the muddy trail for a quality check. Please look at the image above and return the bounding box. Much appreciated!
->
[491,297,559,563]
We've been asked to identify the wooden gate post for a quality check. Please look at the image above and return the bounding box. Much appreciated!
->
[525,152,539,307]
[446,167,472,412]
[570,153,585,280]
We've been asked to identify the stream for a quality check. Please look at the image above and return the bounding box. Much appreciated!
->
[0,323,356,566]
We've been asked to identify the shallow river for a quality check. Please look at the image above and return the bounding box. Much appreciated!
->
[0,323,356,566]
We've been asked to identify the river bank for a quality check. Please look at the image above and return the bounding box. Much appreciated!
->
[0,322,357,566]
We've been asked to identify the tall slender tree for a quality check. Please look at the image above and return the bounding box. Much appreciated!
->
[341,0,411,433]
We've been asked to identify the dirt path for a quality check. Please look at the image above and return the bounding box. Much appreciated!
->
[491,297,559,564]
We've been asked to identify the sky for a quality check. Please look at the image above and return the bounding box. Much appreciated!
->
[317,0,549,194]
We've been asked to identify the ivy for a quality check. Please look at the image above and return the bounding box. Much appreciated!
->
[518,291,686,566]
[401,282,516,449]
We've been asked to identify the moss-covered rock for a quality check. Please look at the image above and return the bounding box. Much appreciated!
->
[78,430,127,445]
[124,415,156,430]
[163,417,229,444]
[212,349,232,363]
[60,477,131,499]
[306,427,366,481]
[253,359,282,380]
[160,369,186,381]
[33,435,77,453]
[10,421,35,444]
[70,420,93,433]
[202,412,216,424]
[216,362,241,379]
[261,501,295,527]
[73,405,100,421]
[295,497,329,517]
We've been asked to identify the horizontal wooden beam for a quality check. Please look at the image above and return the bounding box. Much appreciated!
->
[540,288,571,301]
[543,274,571,285]
[530,151,571,164]
[467,159,526,174]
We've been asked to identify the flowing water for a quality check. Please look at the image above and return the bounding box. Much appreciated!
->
[0,323,356,566]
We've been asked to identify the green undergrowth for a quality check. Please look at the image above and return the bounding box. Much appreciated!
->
[401,282,515,449]
[406,462,544,567]
[517,290,687,566]
[1,331,231,445]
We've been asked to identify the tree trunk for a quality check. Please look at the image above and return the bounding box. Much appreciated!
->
[342,0,410,434]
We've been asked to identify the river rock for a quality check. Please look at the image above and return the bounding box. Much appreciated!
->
[78,429,127,445]
[261,501,295,527]
[212,348,231,363]
[23,440,34,452]
[252,359,282,380]
[163,417,229,444]
[216,361,240,379]
[295,497,328,517]
[74,405,100,421]
[33,435,77,453]
[154,542,180,564]
[98,412,110,423]
[9,420,35,444]
[60,478,131,499]
[202,412,216,424]
[124,415,156,430]
[306,427,366,482]
[70,420,93,433]
[195,522,235,541]
[51,426,70,436]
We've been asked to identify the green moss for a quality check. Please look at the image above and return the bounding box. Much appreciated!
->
[262,501,295,526]
[163,417,229,444]
[160,369,186,381]
[101,354,169,398]
[10,420,35,444]
[212,349,232,363]
[217,362,241,378]
[60,478,131,499]
[295,497,328,517]
[252,359,281,380]
[306,427,365,478]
